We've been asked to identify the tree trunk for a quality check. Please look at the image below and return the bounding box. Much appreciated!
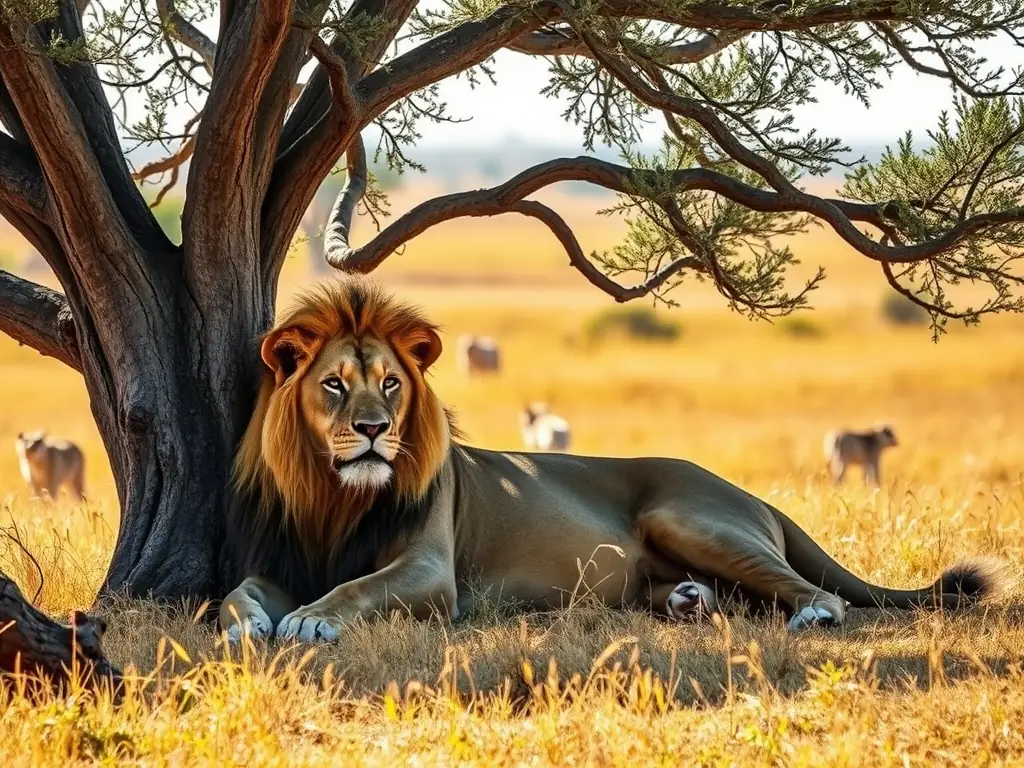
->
[85,277,272,600]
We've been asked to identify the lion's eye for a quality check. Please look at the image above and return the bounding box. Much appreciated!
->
[322,377,346,395]
[382,375,401,394]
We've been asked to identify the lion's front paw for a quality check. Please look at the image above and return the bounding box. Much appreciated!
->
[276,610,342,643]
[224,605,274,644]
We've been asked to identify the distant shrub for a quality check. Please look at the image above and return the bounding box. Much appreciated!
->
[777,315,823,338]
[881,291,929,326]
[586,305,680,344]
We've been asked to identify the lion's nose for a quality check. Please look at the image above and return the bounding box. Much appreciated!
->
[353,419,390,440]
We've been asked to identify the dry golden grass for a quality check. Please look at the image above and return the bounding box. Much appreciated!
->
[1,195,1024,765]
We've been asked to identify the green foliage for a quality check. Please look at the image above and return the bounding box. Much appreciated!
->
[585,305,680,345]
[593,140,823,319]
[0,0,58,24]
[844,97,1024,335]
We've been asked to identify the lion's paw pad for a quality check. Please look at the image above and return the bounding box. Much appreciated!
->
[276,614,341,643]
[666,581,715,621]
[787,605,838,631]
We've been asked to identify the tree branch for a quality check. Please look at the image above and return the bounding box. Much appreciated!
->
[308,36,357,119]
[598,0,911,30]
[262,0,425,275]
[40,2,167,247]
[510,27,746,63]
[357,3,559,115]
[323,134,367,267]
[0,570,119,691]
[156,0,217,73]
[322,155,1024,278]
[511,199,704,301]
[278,0,418,155]
[0,271,80,372]
[266,0,558,273]
[0,14,142,275]
[186,0,295,239]
[0,133,46,220]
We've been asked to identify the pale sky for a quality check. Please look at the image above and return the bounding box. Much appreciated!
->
[417,36,1019,149]
[146,11,1021,154]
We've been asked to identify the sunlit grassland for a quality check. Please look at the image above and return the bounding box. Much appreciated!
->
[0,189,1022,764]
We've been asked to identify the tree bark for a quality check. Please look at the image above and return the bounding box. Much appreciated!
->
[92,277,270,599]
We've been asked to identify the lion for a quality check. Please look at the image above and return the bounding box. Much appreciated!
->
[220,280,1000,643]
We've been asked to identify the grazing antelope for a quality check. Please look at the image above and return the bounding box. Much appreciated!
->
[823,425,898,488]
[520,403,571,452]
[15,431,86,502]
[456,334,500,377]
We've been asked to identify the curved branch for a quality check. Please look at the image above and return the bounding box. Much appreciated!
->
[323,134,367,267]
[0,271,80,372]
[322,155,1024,276]
[265,0,557,272]
[358,1,559,116]
[156,0,217,72]
[278,0,418,156]
[510,27,746,63]
[874,22,1024,98]
[598,0,911,30]
[510,200,704,301]
[308,37,357,118]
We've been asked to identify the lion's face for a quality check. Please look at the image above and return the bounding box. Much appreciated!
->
[238,281,451,521]
[300,335,414,491]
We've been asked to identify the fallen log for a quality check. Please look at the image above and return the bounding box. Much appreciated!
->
[0,570,121,692]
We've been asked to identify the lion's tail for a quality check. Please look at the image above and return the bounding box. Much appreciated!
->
[773,508,1004,610]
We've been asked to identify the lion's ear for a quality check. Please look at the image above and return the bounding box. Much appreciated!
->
[409,327,443,372]
[260,326,320,386]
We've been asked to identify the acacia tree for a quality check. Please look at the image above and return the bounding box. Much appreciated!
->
[0,0,1022,600]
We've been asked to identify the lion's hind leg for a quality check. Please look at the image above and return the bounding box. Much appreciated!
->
[642,506,848,631]
[220,576,298,643]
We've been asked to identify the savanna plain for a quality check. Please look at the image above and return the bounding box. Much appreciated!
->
[1,189,1023,765]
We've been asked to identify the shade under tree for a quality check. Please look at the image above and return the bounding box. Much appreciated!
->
[0,0,1022,600]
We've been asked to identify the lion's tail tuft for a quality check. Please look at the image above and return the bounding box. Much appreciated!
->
[932,558,1008,607]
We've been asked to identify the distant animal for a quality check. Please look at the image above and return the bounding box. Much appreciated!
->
[456,334,500,376]
[219,280,998,645]
[14,431,86,502]
[519,403,571,452]
[823,425,898,487]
